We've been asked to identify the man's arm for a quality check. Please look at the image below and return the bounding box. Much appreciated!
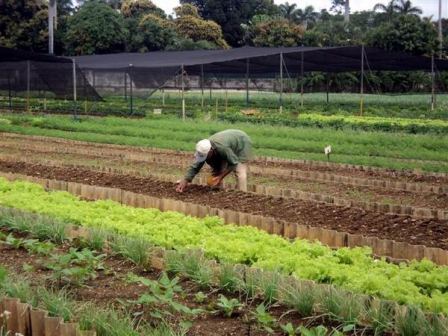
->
[185,161,205,182]
[176,161,205,192]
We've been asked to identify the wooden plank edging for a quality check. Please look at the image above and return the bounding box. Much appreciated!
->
[0,172,447,266]
[0,297,90,336]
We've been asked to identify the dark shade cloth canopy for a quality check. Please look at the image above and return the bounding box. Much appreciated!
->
[0,47,101,101]
[75,46,448,90]
[75,46,448,73]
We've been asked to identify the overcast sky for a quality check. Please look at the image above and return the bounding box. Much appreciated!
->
[155,0,447,18]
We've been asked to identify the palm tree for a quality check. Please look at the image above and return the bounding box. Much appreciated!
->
[297,6,319,29]
[374,0,422,18]
[393,0,422,15]
[373,0,397,20]
[279,2,300,22]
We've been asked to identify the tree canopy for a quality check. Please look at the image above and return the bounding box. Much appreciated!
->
[2,0,441,59]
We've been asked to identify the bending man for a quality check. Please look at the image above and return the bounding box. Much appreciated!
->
[176,129,252,192]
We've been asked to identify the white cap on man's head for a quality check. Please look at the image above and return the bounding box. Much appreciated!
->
[194,139,211,163]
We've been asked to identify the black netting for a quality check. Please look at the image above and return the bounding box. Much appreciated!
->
[0,47,101,101]
[72,46,448,94]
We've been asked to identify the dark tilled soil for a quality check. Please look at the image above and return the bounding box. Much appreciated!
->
[2,144,447,210]
[254,159,448,185]
[0,160,447,250]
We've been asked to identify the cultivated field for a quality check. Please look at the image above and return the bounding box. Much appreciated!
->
[0,110,447,335]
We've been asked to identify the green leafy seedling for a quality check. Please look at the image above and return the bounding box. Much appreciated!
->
[280,322,297,336]
[216,294,242,317]
[253,303,276,333]
[298,325,328,336]
[194,291,207,304]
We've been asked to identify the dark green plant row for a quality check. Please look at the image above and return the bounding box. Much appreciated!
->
[1,114,447,172]
[2,92,448,124]
[218,113,448,134]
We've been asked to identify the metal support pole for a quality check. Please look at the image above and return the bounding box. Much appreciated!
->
[7,74,12,112]
[279,53,283,113]
[300,52,304,109]
[431,54,436,111]
[26,60,30,112]
[48,0,56,54]
[439,0,443,59]
[326,74,330,104]
[129,64,133,115]
[225,79,228,113]
[245,59,250,106]
[201,64,204,110]
[181,64,185,121]
[124,72,127,101]
[162,88,165,106]
[72,58,78,119]
[360,45,364,116]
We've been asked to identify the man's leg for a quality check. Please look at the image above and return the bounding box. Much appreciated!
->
[235,163,248,192]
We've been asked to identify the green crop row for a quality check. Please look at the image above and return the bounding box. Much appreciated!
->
[0,178,447,313]
[218,113,448,134]
[1,207,447,335]
[2,92,448,123]
[1,115,447,172]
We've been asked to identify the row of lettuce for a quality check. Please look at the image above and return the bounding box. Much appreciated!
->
[0,178,446,314]
[1,206,446,335]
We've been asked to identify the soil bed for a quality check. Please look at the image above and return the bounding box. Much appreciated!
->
[2,133,447,185]
[0,230,364,336]
[1,144,447,210]
[0,160,447,250]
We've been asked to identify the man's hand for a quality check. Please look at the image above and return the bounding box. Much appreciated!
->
[209,176,222,187]
[176,179,189,193]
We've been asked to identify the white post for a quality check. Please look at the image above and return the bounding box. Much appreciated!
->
[431,54,436,111]
[360,45,364,116]
[279,52,283,113]
[300,51,304,108]
[201,64,204,110]
[72,58,77,118]
[26,60,31,112]
[439,0,443,59]
[245,59,250,106]
[72,59,77,102]
[181,64,185,121]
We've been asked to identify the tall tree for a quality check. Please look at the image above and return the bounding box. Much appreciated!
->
[121,0,166,18]
[373,0,397,21]
[77,0,122,9]
[180,0,277,46]
[65,0,126,55]
[374,0,422,17]
[296,6,319,30]
[0,0,48,52]
[173,4,229,48]
[252,17,304,47]
[394,0,422,15]
[279,2,299,22]
[367,14,437,55]
[331,0,350,23]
